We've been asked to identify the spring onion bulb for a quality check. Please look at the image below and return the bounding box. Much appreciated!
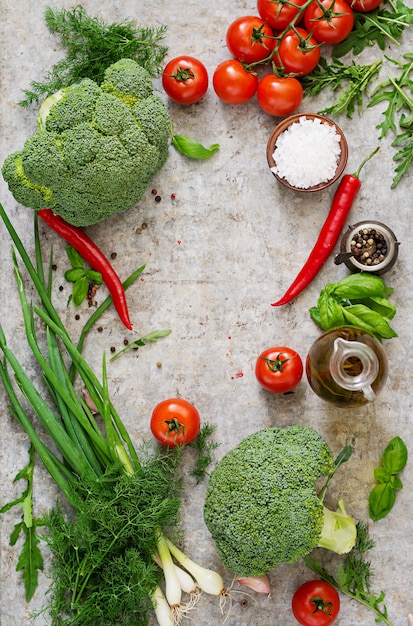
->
[165,536,225,596]
[151,586,174,626]
[153,553,199,595]
[156,534,182,608]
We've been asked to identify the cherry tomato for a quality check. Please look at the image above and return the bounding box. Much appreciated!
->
[292,580,340,626]
[275,28,320,76]
[226,15,275,64]
[255,346,303,393]
[213,59,258,105]
[257,75,303,117]
[257,0,309,30]
[150,398,201,447]
[304,0,354,45]
[162,56,208,105]
[345,0,382,11]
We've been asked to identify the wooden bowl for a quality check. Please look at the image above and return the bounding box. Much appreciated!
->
[266,113,348,192]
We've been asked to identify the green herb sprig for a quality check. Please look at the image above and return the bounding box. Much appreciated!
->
[189,423,220,483]
[65,245,103,307]
[0,445,44,602]
[369,436,408,521]
[309,273,397,340]
[301,58,383,118]
[333,0,413,59]
[304,522,393,625]
[19,5,168,106]
[369,53,413,187]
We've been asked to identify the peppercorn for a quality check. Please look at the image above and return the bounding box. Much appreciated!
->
[349,227,388,266]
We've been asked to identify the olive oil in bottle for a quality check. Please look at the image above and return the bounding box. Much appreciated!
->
[306,326,388,408]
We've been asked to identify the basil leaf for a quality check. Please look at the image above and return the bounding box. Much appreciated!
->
[388,475,403,490]
[318,291,346,330]
[66,245,85,269]
[72,276,89,306]
[332,273,388,300]
[382,436,408,474]
[309,306,321,327]
[351,296,397,321]
[374,467,391,484]
[171,134,220,159]
[65,268,85,283]
[342,304,398,339]
[85,269,103,284]
[369,482,396,521]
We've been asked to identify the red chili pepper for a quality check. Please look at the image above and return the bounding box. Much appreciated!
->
[271,147,379,307]
[38,209,133,330]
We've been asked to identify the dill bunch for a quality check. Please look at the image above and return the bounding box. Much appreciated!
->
[20,5,168,106]
[43,454,183,625]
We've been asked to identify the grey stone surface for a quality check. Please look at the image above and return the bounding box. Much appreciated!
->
[0,1,412,624]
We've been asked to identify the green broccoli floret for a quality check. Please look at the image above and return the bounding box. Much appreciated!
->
[2,59,171,226]
[203,425,357,577]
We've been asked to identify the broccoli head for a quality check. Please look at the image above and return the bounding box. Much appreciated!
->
[203,425,356,577]
[2,59,171,226]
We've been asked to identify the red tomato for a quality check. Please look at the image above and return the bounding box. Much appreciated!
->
[213,59,258,105]
[345,0,382,11]
[257,0,309,30]
[255,346,303,393]
[304,0,354,45]
[276,27,321,76]
[150,398,201,447]
[292,580,340,626]
[226,15,275,64]
[257,75,303,117]
[162,56,208,105]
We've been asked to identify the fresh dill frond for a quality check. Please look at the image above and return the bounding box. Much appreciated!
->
[189,422,220,484]
[19,5,168,106]
[42,453,183,624]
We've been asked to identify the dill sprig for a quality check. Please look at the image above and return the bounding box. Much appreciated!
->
[189,423,220,483]
[303,522,393,626]
[19,5,168,106]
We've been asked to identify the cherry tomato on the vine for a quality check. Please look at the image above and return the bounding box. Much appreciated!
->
[226,15,275,64]
[257,0,309,31]
[255,346,303,393]
[292,580,340,626]
[257,75,303,117]
[275,27,320,76]
[304,0,354,45]
[344,0,382,11]
[150,398,201,447]
[213,59,258,105]
[162,56,208,105]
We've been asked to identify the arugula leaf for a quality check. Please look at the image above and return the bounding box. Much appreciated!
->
[0,444,44,601]
[109,329,172,361]
[301,58,382,118]
[333,0,413,59]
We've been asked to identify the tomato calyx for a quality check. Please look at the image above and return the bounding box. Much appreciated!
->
[310,595,334,617]
[261,353,293,372]
[166,66,196,82]
[163,417,186,440]
[250,23,274,47]
[308,0,350,23]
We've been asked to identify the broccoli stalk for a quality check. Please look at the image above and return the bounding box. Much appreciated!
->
[318,500,357,555]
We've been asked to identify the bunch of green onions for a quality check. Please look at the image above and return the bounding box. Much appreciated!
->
[0,204,226,625]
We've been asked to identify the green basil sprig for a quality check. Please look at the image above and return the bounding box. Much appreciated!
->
[65,245,103,307]
[309,273,397,340]
[369,436,408,521]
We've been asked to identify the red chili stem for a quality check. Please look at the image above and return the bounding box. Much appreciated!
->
[38,209,133,330]
[271,147,379,307]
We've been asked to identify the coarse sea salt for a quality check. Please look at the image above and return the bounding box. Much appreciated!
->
[271,116,341,189]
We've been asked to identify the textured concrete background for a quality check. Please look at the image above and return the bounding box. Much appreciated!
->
[0,1,412,624]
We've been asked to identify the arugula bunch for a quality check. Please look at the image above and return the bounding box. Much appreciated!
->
[309,273,397,340]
